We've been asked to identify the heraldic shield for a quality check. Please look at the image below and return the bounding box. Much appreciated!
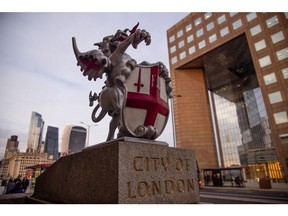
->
[121,63,170,140]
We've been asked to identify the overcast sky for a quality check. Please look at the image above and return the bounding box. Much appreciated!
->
[0,12,191,158]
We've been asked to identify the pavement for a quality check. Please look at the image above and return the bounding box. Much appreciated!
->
[200,179,288,192]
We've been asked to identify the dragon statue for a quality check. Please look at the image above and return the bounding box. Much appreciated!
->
[72,23,172,142]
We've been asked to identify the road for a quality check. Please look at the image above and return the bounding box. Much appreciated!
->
[199,187,288,204]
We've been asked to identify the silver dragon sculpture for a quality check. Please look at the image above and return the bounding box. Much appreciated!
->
[72,23,172,141]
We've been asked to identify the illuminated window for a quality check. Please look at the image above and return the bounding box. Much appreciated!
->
[171,56,177,64]
[187,34,194,43]
[250,24,262,36]
[209,34,217,43]
[189,46,196,54]
[217,15,226,25]
[169,35,175,43]
[263,73,277,85]
[246,12,257,22]
[282,67,288,79]
[207,22,215,31]
[268,91,283,104]
[274,111,288,124]
[186,24,192,32]
[259,55,271,68]
[276,47,288,61]
[170,45,176,53]
[266,15,279,28]
[271,31,285,44]
[220,27,229,37]
[198,40,206,49]
[178,40,185,48]
[180,51,186,60]
[254,39,266,51]
[197,28,204,37]
[233,19,242,30]
[195,17,202,26]
[177,30,183,38]
[205,12,212,19]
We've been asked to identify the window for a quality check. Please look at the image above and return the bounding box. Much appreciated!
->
[205,13,212,19]
[178,40,184,48]
[170,45,176,53]
[171,56,177,64]
[259,55,271,68]
[169,35,175,43]
[254,39,266,51]
[271,31,285,44]
[180,51,186,60]
[233,19,242,30]
[196,28,204,37]
[282,67,288,79]
[187,34,194,43]
[250,25,262,36]
[195,17,202,26]
[266,15,279,28]
[274,111,288,124]
[276,48,288,61]
[177,30,183,38]
[246,12,257,22]
[186,24,192,32]
[280,134,288,145]
[263,73,277,85]
[230,12,238,17]
[220,27,229,37]
[285,13,288,19]
[189,46,196,54]
[198,40,206,49]
[209,34,217,43]
[268,91,283,104]
[207,22,214,31]
[217,15,226,25]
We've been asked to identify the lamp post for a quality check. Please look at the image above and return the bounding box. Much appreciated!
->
[80,121,98,148]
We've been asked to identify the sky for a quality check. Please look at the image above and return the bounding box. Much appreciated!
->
[0,12,191,158]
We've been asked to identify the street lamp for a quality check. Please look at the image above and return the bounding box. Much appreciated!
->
[80,121,98,148]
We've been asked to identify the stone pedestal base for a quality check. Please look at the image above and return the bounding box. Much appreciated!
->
[33,137,200,204]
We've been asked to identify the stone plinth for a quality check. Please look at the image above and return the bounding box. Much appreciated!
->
[33,137,200,204]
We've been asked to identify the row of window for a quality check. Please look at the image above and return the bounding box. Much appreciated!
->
[170,13,287,65]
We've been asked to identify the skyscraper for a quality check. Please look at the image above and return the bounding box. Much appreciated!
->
[4,135,19,159]
[44,126,59,160]
[61,125,87,156]
[26,111,45,153]
[167,13,288,181]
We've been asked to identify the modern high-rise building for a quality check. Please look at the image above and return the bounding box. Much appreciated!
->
[167,13,288,181]
[4,135,19,159]
[61,125,87,156]
[44,126,59,160]
[26,111,45,153]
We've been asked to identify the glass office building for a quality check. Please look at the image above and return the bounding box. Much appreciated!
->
[44,126,59,160]
[167,13,288,182]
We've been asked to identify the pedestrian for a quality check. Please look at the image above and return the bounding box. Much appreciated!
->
[5,178,15,194]
[22,177,30,193]
[14,175,24,193]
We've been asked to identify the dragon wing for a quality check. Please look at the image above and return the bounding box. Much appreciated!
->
[72,37,107,81]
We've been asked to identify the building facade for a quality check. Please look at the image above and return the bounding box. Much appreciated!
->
[4,135,19,160]
[61,125,86,156]
[167,13,288,181]
[26,111,45,153]
[44,126,59,160]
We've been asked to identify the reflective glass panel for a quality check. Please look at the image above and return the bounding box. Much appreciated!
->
[254,39,266,51]
[207,21,215,31]
[274,111,288,124]
[169,35,175,43]
[230,12,238,17]
[233,19,242,30]
[177,30,183,38]
[271,31,285,44]
[180,51,186,60]
[263,73,277,85]
[220,27,229,37]
[178,40,185,48]
[217,15,226,24]
[268,91,283,104]
[266,15,279,28]
[171,56,177,64]
[209,34,217,43]
[205,12,212,19]
[189,46,196,54]
[250,25,262,36]
[195,17,202,26]
[259,55,271,68]
[197,28,204,37]
[198,40,206,49]
[276,47,288,61]
[246,12,257,22]
[170,45,176,53]
[186,24,192,32]
[282,67,288,79]
[187,34,194,43]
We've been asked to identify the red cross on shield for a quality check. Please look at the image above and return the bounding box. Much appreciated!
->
[121,63,169,139]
